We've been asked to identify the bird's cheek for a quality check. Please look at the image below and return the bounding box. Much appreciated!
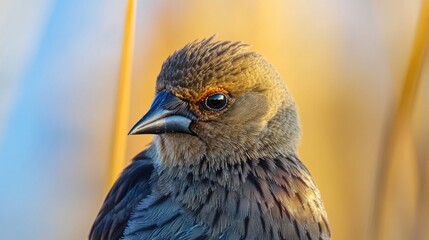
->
[190,121,231,145]
[223,94,270,125]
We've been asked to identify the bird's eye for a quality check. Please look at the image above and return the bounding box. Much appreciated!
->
[204,93,228,111]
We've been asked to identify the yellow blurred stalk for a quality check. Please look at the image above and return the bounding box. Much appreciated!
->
[370,0,429,239]
[107,0,137,189]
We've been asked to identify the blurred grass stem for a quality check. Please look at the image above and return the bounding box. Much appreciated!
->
[369,0,429,239]
[107,0,137,189]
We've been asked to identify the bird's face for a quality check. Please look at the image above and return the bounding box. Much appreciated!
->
[129,38,300,166]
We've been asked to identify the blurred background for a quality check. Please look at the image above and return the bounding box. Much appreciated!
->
[0,0,428,239]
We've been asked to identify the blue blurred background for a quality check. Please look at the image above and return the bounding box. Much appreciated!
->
[1,0,428,239]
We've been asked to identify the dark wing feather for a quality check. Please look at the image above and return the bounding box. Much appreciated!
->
[122,192,208,240]
[89,150,154,240]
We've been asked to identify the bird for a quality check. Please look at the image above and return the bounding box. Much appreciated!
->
[89,36,331,240]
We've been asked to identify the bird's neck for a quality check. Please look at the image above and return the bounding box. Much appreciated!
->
[155,150,297,190]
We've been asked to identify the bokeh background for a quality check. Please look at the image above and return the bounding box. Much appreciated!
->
[1,0,428,239]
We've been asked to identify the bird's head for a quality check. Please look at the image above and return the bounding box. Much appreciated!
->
[129,37,301,168]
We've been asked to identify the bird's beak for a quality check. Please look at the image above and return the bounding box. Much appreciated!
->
[128,90,196,135]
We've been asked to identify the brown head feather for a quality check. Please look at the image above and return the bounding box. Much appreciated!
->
[151,37,301,169]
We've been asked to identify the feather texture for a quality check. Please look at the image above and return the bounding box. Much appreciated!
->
[90,37,330,240]
[91,149,330,240]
